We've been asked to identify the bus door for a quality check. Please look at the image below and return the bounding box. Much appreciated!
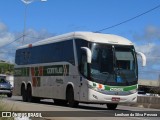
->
[79,76,88,102]
[79,53,89,102]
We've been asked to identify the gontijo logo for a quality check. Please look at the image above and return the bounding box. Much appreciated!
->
[110,88,123,91]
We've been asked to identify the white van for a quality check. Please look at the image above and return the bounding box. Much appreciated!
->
[6,75,14,88]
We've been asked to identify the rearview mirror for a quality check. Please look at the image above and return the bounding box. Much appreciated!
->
[81,47,92,63]
[136,52,146,67]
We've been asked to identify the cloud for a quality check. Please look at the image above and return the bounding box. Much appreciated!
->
[0,22,15,47]
[133,25,160,42]
[135,43,155,56]
[0,22,54,63]
[133,25,160,80]
[144,26,160,40]
[0,22,7,32]
[22,28,54,44]
[0,22,159,80]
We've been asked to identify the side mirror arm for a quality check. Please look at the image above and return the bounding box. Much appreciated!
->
[81,47,92,63]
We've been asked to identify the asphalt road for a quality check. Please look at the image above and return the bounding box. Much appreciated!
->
[1,96,160,120]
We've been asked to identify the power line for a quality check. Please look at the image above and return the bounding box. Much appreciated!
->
[95,4,160,33]
[0,35,23,49]
[147,57,160,59]
[137,56,160,59]
[139,70,160,74]
[1,4,160,55]
[25,35,45,40]
[3,4,160,47]
[0,34,45,52]
[0,51,15,54]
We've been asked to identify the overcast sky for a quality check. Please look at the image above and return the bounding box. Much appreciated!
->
[0,0,160,80]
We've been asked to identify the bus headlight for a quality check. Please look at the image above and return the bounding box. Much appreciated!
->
[130,89,137,94]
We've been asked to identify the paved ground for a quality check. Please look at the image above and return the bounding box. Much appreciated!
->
[1,96,160,120]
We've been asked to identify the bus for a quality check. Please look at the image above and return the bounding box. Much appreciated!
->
[14,32,146,109]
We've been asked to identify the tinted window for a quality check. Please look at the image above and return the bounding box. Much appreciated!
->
[15,48,30,65]
[62,40,75,64]
[0,78,7,83]
[15,40,75,65]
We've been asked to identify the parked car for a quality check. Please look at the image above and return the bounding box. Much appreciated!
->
[0,77,12,97]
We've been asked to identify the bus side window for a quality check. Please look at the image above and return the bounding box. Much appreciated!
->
[22,51,29,64]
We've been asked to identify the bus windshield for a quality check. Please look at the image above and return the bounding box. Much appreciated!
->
[90,43,137,86]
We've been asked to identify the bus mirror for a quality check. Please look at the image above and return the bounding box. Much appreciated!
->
[81,47,92,63]
[136,52,146,67]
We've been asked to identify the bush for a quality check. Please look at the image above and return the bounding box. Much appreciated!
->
[0,95,14,120]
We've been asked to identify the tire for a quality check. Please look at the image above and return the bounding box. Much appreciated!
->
[66,87,79,107]
[27,85,40,103]
[7,93,12,97]
[21,86,27,102]
[106,103,118,110]
[27,85,33,102]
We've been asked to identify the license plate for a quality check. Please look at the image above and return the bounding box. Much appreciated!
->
[112,97,120,102]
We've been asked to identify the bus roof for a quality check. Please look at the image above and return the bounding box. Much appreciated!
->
[18,31,133,49]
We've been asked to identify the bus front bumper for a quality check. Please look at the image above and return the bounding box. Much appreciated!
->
[88,88,137,103]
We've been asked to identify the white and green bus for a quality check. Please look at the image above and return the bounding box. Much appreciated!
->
[14,32,146,109]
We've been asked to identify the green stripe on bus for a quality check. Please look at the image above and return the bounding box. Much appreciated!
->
[123,85,137,91]
[104,84,137,91]
[14,67,29,76]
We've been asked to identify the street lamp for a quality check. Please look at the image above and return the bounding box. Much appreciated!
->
[21,0,47,44]
[21,0,47,4]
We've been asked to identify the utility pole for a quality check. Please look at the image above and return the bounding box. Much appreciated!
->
[159,74,160,87]
[22,3,28,44]
[21,0,47,44]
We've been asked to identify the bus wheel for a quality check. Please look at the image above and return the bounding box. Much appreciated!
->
[27,85,33,102]
[106,103,118,110]
[21,85,27,102]
[66,87,79,107]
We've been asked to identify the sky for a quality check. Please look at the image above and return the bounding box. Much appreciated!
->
[0,0,160,80]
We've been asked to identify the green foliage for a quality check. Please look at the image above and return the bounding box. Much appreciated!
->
[0,62,14,75]
[0,96,14,120]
